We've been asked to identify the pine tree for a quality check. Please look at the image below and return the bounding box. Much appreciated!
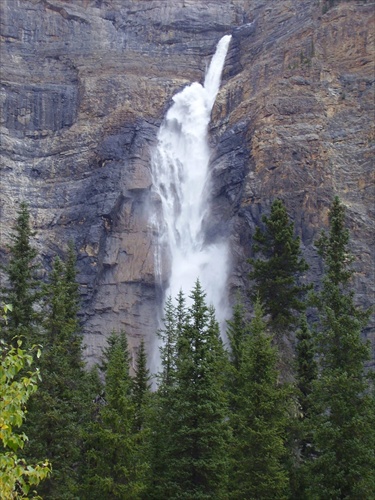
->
[229,298,290,499]
[22,251,89,499]
[149,282,230,499]
[249,199,310,338]
[81,331,147,499]
[295,316,317,422]
[133,338,152,432]
[165,281,230,499]
[290,315,318,498]
[305,196,375,498]
[63,241,82,365]
[226,300,248,374]
[1,202,40,344]
[158,295,179,388]
[147,294,184,499]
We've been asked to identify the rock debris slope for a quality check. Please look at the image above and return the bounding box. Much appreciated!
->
[1,0,373,365]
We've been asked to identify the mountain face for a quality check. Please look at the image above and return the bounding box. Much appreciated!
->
[1,0,373,366]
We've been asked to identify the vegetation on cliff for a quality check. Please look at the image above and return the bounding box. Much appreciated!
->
[0,198,373,499]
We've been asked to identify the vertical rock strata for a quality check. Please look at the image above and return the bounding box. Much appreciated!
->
[1,0,373,365]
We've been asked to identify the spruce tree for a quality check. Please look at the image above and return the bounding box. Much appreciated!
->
[229,298,290,499]
[226,300,248,374]
[305,196,375,498]
[248,199,310,338]
[1,202,40,344]
[63,241,82,365]
[158,295,179,388]
[147,294,184,499]
[165,281,230,499]
[295,316,317,422]
[149,282,230,499]
[133,338,151,433]
[81,331,147,499]
[290,315,318,498]
[226,299,249,430]
[23,251,89,499]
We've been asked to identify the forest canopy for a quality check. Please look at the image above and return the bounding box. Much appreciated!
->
[0,198,374,499]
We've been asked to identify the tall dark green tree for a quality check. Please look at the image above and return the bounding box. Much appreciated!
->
[147,294,184,499]
[23,250,89,499]
[63,241,82,364]
[170,282,230,499]
[290,315,318,498]
[81,331,147,499]
[305,196,375,498]
[158,295,180,388]
[295,316,318,423]
[228,298,291,499]
[225,299,250,428]
[149,282,230,499]
[249,199,310,338]
[133,339,151,431]
[226,299,248,374]
[1,202,40,344]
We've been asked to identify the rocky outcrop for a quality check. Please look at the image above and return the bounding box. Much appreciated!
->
[1,0,373,366]
[210,0,374,363]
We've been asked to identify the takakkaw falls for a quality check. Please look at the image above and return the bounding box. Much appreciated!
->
[0,0,374,369]
[1,1,375,497]
[151,35,232,338]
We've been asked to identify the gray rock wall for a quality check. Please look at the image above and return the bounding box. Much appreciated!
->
[1,0,373,367]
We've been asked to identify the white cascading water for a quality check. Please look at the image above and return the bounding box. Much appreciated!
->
[151,34,232,328]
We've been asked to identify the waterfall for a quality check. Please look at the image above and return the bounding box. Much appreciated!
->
[151,34,232,327]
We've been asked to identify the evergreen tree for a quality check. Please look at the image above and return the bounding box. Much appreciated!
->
[158,295,180,388]
[295,316,317,422]
[162,281,230,499]
[22,251,89,499]
[305,196,375,498]
[1,202,40,344]
[81,331,147,499]
[229,298,290,499]
[133,338,151,433]
[290,315,318,498]
[225,299,249,430]
[147,294,184,499]
[226,299,248,374]
[248,199,310,338]
[62,241,82,365]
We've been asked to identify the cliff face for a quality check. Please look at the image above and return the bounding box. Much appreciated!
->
[1,0,374,365]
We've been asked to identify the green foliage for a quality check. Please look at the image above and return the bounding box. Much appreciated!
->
[228,298,291,499]
[22,248,89,499]
[149,282,230,499]
[2,198,374,499]
[295,316,318,421]
[147,295,184,498]
[157,294,180,388]
[225,299,249,437]
[133,339,151,432]
[304,196,375,498]
[226,300,248,374]
[290,316,318,497]
[0,331,50,499]
[249,199,310,336]
[1,202,41,345]
[80,331,149,499]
